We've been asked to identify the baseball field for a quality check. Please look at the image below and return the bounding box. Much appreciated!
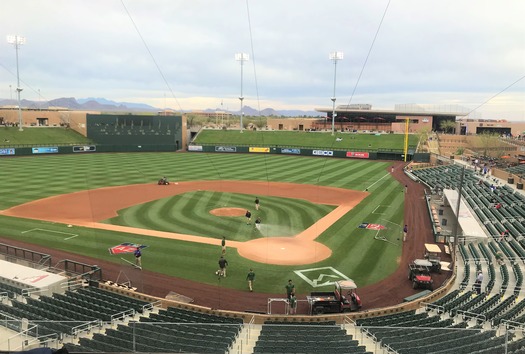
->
[0,145,407,298]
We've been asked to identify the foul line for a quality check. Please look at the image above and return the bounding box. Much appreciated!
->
[64,235,80,240]
[365,173,390,191]
[120,257,140,269]
[373,229,398,245]
[372,205,390,214]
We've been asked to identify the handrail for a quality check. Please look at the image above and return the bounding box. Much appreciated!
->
[456,309,486,323]
[343,314,356,327]
[111,308,135,324]
[502,319,525,330]
[22,332,59,350]
[71,319,102,337]
[143,300,161,313]
[61,278,85,291]
[421,302,444,313]
[383,343,400,354]
[21,287,44,297]
[7,324,39,351]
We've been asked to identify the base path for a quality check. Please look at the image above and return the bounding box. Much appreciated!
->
[1,180,367,266]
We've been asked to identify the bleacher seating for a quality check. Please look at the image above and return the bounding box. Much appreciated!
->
[254,321,370,354]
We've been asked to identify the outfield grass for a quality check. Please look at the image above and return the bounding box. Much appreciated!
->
[194,130,417,150]
[0,152,404,294]
[0,126,93,146]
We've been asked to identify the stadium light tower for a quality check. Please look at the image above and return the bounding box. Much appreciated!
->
[7,35,26,131]
[329,51,343,136]
[235,53,249,133]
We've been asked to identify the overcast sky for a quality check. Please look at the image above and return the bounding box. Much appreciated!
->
[1,0,524,120]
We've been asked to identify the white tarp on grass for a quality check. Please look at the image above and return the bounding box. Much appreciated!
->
[443,189,488,239]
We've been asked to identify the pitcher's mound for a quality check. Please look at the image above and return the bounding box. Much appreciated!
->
[237,238,332,265]
[210,207,245,217]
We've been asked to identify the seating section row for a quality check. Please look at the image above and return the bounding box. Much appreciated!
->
[254,321,371,354]
[64,306,243,353]
[0,285,152,337]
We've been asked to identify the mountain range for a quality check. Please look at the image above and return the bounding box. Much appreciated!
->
[0,97,323,117]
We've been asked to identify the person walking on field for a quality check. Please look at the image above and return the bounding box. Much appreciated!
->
[403,224,408,242]
[285,279,295,300]
[255,217,261,231]
[246,268,255,292]
[221,236,226,254]
[245,210,252,224]
[218,256,228,278]
[254,197,260,211]
[289,293,297,315]
[134,247,142,270]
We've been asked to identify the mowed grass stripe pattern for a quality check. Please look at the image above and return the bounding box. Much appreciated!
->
[103,191,335,240]
[0,153,391,209]
[0,152,403,293]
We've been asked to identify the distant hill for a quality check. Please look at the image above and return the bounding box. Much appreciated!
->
[0,97,323,117]
[205,106,322,117]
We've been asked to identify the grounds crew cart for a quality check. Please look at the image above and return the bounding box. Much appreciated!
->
[306,279,362,315]
[408,259,434,290]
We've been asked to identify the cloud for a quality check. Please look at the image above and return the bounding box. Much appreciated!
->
[0,0,523,120]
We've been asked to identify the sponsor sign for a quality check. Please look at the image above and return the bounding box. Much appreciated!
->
[312,150,333,156]
[249,147,270,153]
[358,223,386,230]
[73,145,96,153]
[281,148,300,155]
[32,147,58,154]
[346,151,369,159]
[215,146,236,153]
[109,242,148,255]
[0,148,15,156]
[187,145,203,152]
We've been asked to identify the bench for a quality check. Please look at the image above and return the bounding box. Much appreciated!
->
[403,290,432,302]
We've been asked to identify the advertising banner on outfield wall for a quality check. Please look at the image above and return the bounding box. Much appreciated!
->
[215,146,237,152]
[281,148,300,155]
[188,145,203,151]
[0,148,15,156]
[312,150,333,156]
[73,145,96,153]
[249,147,270,153]
[32,147,58,154]
[346,151,369,159]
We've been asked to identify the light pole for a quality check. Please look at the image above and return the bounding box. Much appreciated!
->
[329,51,343,136]
[235,53,249,133]
[7,35,26,131]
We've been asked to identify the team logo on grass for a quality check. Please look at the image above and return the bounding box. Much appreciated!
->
[294,267,350,287]
[358,222,386,230]
[109,243,148,255]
